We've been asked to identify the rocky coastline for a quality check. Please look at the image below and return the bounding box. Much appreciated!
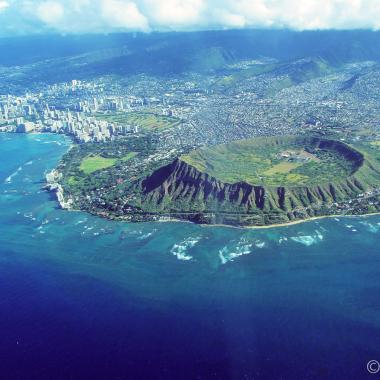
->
[45,170,74,210]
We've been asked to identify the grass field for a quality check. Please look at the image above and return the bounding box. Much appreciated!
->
[181,137,357,186]
[96,112,181,131]
[121,152,138,161]
[80,155,118,175]
[263,161,302,176]
[79,153,137,175]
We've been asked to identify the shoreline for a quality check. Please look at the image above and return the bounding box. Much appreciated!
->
[197,212,380,230]
[57,203,380,230]
[38,132,380,231]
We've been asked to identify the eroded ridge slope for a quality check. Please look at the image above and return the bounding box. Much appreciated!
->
[140,136,380,226]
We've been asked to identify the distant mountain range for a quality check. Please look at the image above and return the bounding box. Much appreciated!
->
[3,29,380,84]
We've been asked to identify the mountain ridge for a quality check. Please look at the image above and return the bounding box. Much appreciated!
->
[136,137,380,226]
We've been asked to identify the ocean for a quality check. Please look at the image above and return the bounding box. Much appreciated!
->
[0,133,379,380]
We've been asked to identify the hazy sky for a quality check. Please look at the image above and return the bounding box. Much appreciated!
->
[1,0,380,36]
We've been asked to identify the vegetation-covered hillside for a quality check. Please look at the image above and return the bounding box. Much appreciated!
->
[181,136,359,186]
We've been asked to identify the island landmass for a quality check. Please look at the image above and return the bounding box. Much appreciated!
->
[2,31,380,227]
[45,133,380,227]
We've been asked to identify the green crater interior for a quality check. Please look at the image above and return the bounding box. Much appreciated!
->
[181,136,363,186]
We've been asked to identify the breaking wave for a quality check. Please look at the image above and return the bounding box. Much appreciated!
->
[290,230,324,246]
[4,166,22,184]
[255,240,266,249]
[170,236,201,261]
[360,221,380,233]
[43,141,62,146]
[137,229,157,240]
[219,237,253,264]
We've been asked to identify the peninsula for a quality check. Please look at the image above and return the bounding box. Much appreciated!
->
[48,134,380,227]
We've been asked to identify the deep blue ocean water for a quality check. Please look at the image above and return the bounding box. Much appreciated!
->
[0,133,380,380]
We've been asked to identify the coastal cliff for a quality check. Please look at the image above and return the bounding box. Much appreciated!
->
[45,170,73,210]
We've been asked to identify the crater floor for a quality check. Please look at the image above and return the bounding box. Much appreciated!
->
[181,136,363,187]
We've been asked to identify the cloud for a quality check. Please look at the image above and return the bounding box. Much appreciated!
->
[0,1,9,11]
[101,0,149,31]
[143,0,205,28]
[212,9,246,28]
[36,1,64,24]
[224,0,380,30]
[3,0,380,35]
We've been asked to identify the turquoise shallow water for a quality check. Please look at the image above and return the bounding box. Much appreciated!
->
[0,133,380,379]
